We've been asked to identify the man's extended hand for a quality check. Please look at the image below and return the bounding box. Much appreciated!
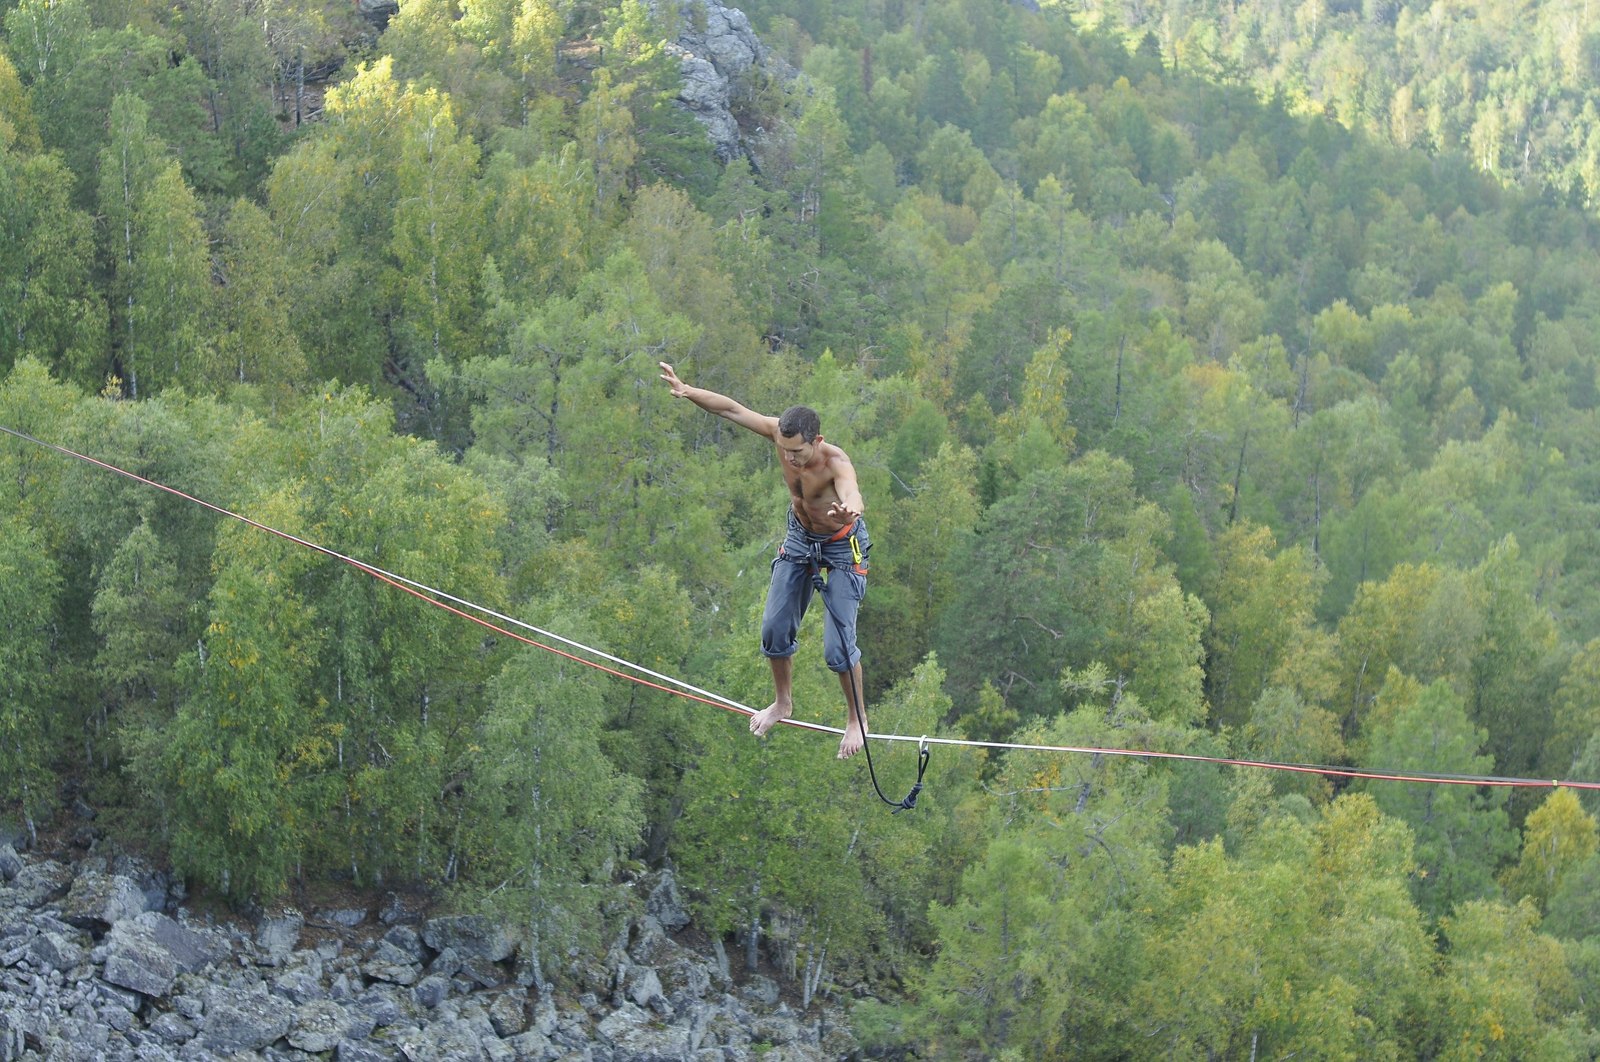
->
[827,500,861,525]
[659,361,691,398]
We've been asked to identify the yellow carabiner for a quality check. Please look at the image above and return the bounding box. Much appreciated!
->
[849,533,863,567]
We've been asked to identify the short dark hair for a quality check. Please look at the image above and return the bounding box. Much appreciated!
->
[778,405,821,442]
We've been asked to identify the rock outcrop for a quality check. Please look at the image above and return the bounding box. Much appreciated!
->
[650,0,795,163]
[355,0,399,31]
[0,844,858,1061]
[350,0,789,166]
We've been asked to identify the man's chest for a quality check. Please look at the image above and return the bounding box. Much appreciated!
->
[782,466,833,500]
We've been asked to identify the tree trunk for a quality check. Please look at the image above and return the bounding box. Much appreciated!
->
[1228,425,1250,524]
[745,906,760,972]
[802,937,829,1009]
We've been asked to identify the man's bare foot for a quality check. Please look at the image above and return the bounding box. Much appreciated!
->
[750,700,792,737]
[838,719,865,759]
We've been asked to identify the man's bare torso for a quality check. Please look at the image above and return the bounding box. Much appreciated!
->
[779,442,851,535]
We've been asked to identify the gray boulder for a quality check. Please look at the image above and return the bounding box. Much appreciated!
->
[28,927,86,973]
[315,907,368,929]
[751,1006,806,1050]
[672,51,742,161]
[365,938,422,986]
[355,987,405,1029]
[272,964,327,1005]
[457,954,506,990]
[197,987,292,1053]
[147,1010,195,1044]
[598,1001,692,1059]
[287,999,375,1053]
[740,975,780,1008]
[644,871,691,932]
[503,1027,556,1060]
[59,869,151,930]
[6,859,70,907]
[0,846,22,883]
[102,931,178,999]
[381,925,427,962]
[334,1041,396,1062]
[421,915,514,965]
[412,974,450,1010]
[101,913,228,999]
[485,989,528,1038]
[0,1006,25,1062]
[621,965,671,1017]
[397,1016,491,1060]
[254,908,304,965]
[0,836,864,1062]
[354,0,398,29]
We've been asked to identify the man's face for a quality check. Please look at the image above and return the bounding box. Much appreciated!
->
[778,432,818,469]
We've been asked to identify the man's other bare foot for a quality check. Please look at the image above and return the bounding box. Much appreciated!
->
[838,719,865,759]
[750,700,792,737]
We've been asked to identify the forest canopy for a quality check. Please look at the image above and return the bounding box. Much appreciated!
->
[6,0,1600,1054]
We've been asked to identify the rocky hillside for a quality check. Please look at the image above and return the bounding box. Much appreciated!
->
[0,844,860,1061]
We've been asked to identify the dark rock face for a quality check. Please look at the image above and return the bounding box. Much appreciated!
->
[355,0,400,31]
[0,844,858,1060]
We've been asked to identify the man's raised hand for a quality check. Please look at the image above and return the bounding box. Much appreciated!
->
[659,362,691,398]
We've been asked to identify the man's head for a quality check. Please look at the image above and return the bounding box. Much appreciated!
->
[777,406,823,469]
[778,405,821,443]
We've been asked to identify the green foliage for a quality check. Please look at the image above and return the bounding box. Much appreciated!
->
[909,705,1172,1058]
[457,645,644,990]
[205,199,307,395]
[387,86,485,384]
[1204,520,1329,726]
[147,515,326,900]
[1358,678,1516,920]
[1432,899,1587,1059]
[526,562,699,862]
[1501,788,1600,914]
[5,1,235,201]
[936,451,1185,724]
[0,514,61,830]
[91,518,189,750]
[870,440,979,685]
[96,94,210,399]
[1140,794,1433,1059]
[9,0,1600,1049]
[0,133,104,383]
[1092,0,1600,214]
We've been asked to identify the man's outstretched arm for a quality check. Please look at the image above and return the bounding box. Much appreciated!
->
[659,362,777,438]
[826,451,865,523]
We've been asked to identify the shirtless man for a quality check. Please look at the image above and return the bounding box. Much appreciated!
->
[659,362,872,759]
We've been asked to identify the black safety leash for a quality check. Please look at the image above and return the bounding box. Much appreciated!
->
[810,548,929,812]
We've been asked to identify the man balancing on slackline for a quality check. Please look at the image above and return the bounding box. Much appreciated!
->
[659,362,872,759]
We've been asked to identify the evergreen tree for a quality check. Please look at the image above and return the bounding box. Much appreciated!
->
[96,94,209,398]
[0,108,105,383]
[0,514,60,839]
[1359,677,1517,920]
[460,645,644,992]
[206,199,307,395]
[147,514,325,900]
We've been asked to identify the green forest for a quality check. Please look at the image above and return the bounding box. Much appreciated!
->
[6,0,1600,1054]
